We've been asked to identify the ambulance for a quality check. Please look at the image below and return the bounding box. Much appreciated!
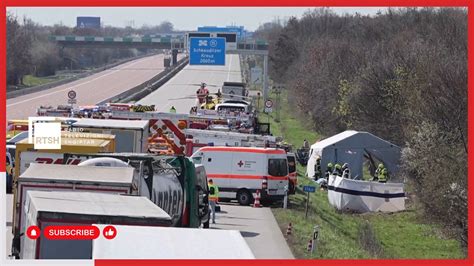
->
[191,147,289,205]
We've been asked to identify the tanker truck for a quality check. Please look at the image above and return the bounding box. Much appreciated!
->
[63,153,209,228]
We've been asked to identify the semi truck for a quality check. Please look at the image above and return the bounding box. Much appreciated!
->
[12,163,136,257]
[63,153,209,229]
[21,191,171,259]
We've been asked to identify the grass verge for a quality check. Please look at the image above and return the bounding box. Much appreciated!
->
[22,75,63,87]
[258,89,464,259]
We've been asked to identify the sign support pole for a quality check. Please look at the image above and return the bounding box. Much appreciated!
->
[305,191,310,219]
[263,54,268,102]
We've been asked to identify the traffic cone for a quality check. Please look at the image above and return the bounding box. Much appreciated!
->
[253,190,261,208]
[307,239,313,252]
[286,223,292,236]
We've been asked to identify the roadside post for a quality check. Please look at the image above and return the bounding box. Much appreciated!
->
[257,92,261,114]
[283,184,289,209]
[312,225,320,254]
[303,185,316,219]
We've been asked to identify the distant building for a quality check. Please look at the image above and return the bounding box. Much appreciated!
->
[76,17,101,29]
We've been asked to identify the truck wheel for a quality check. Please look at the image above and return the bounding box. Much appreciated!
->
[237,189,252,206]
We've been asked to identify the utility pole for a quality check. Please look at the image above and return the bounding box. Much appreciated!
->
[263,54,269,103]
[273,84,283,123]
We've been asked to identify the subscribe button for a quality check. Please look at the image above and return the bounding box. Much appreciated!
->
[43,225,100,240]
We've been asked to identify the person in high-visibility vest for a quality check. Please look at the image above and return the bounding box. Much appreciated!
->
[196,83,209,104]
[376,163,388,183]
[208,179,219,224]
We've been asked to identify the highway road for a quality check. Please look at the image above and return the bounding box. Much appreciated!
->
[137,54,242,113]
[136,54,293,258]
[212,203,294,259]
[7,54,182,120]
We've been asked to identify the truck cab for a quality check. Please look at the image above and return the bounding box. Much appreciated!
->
[221,82,248,101]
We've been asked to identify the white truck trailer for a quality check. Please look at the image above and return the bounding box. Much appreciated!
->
[14,163,136,257]
[92,224,255,259]
[21,190,171,259]
[72,118,149,153]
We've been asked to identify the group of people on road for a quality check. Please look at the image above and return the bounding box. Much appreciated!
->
[167,83,213,114]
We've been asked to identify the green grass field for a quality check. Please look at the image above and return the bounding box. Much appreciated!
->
[257,89,464,259]
[22,75,63,87]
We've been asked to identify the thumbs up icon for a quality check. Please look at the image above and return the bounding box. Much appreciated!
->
[102,225,117,240]
[105,229,114,236]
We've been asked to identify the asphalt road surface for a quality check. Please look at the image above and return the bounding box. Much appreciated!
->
[137,54,293,258]
[7,54,182,120]
[212,203,294,259]
[137,54,241,113]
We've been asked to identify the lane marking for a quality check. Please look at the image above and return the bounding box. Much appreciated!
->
[7,55,163,107]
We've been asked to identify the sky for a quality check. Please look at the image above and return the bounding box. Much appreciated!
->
[7,7,385,31]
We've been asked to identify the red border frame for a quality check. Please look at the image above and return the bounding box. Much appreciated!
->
[1,1,471,7]
[1,1,472,266]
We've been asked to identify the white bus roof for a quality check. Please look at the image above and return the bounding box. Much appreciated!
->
[92,224,255,259]
[26,191,170,220]
[20,163,134,185]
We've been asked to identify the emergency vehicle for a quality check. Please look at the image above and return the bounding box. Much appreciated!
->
[184,128,278,156]
[7,120,29,140]
[287,152,297,194]
[191,147,289,205]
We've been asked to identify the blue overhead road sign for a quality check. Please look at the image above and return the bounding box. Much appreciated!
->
[189,37,226,66]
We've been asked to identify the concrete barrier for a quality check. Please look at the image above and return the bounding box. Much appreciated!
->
[104,56,189,104]
[7,53,158,99]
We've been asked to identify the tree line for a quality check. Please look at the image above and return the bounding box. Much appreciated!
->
[7,13,175,88]
[256,8,467,247]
